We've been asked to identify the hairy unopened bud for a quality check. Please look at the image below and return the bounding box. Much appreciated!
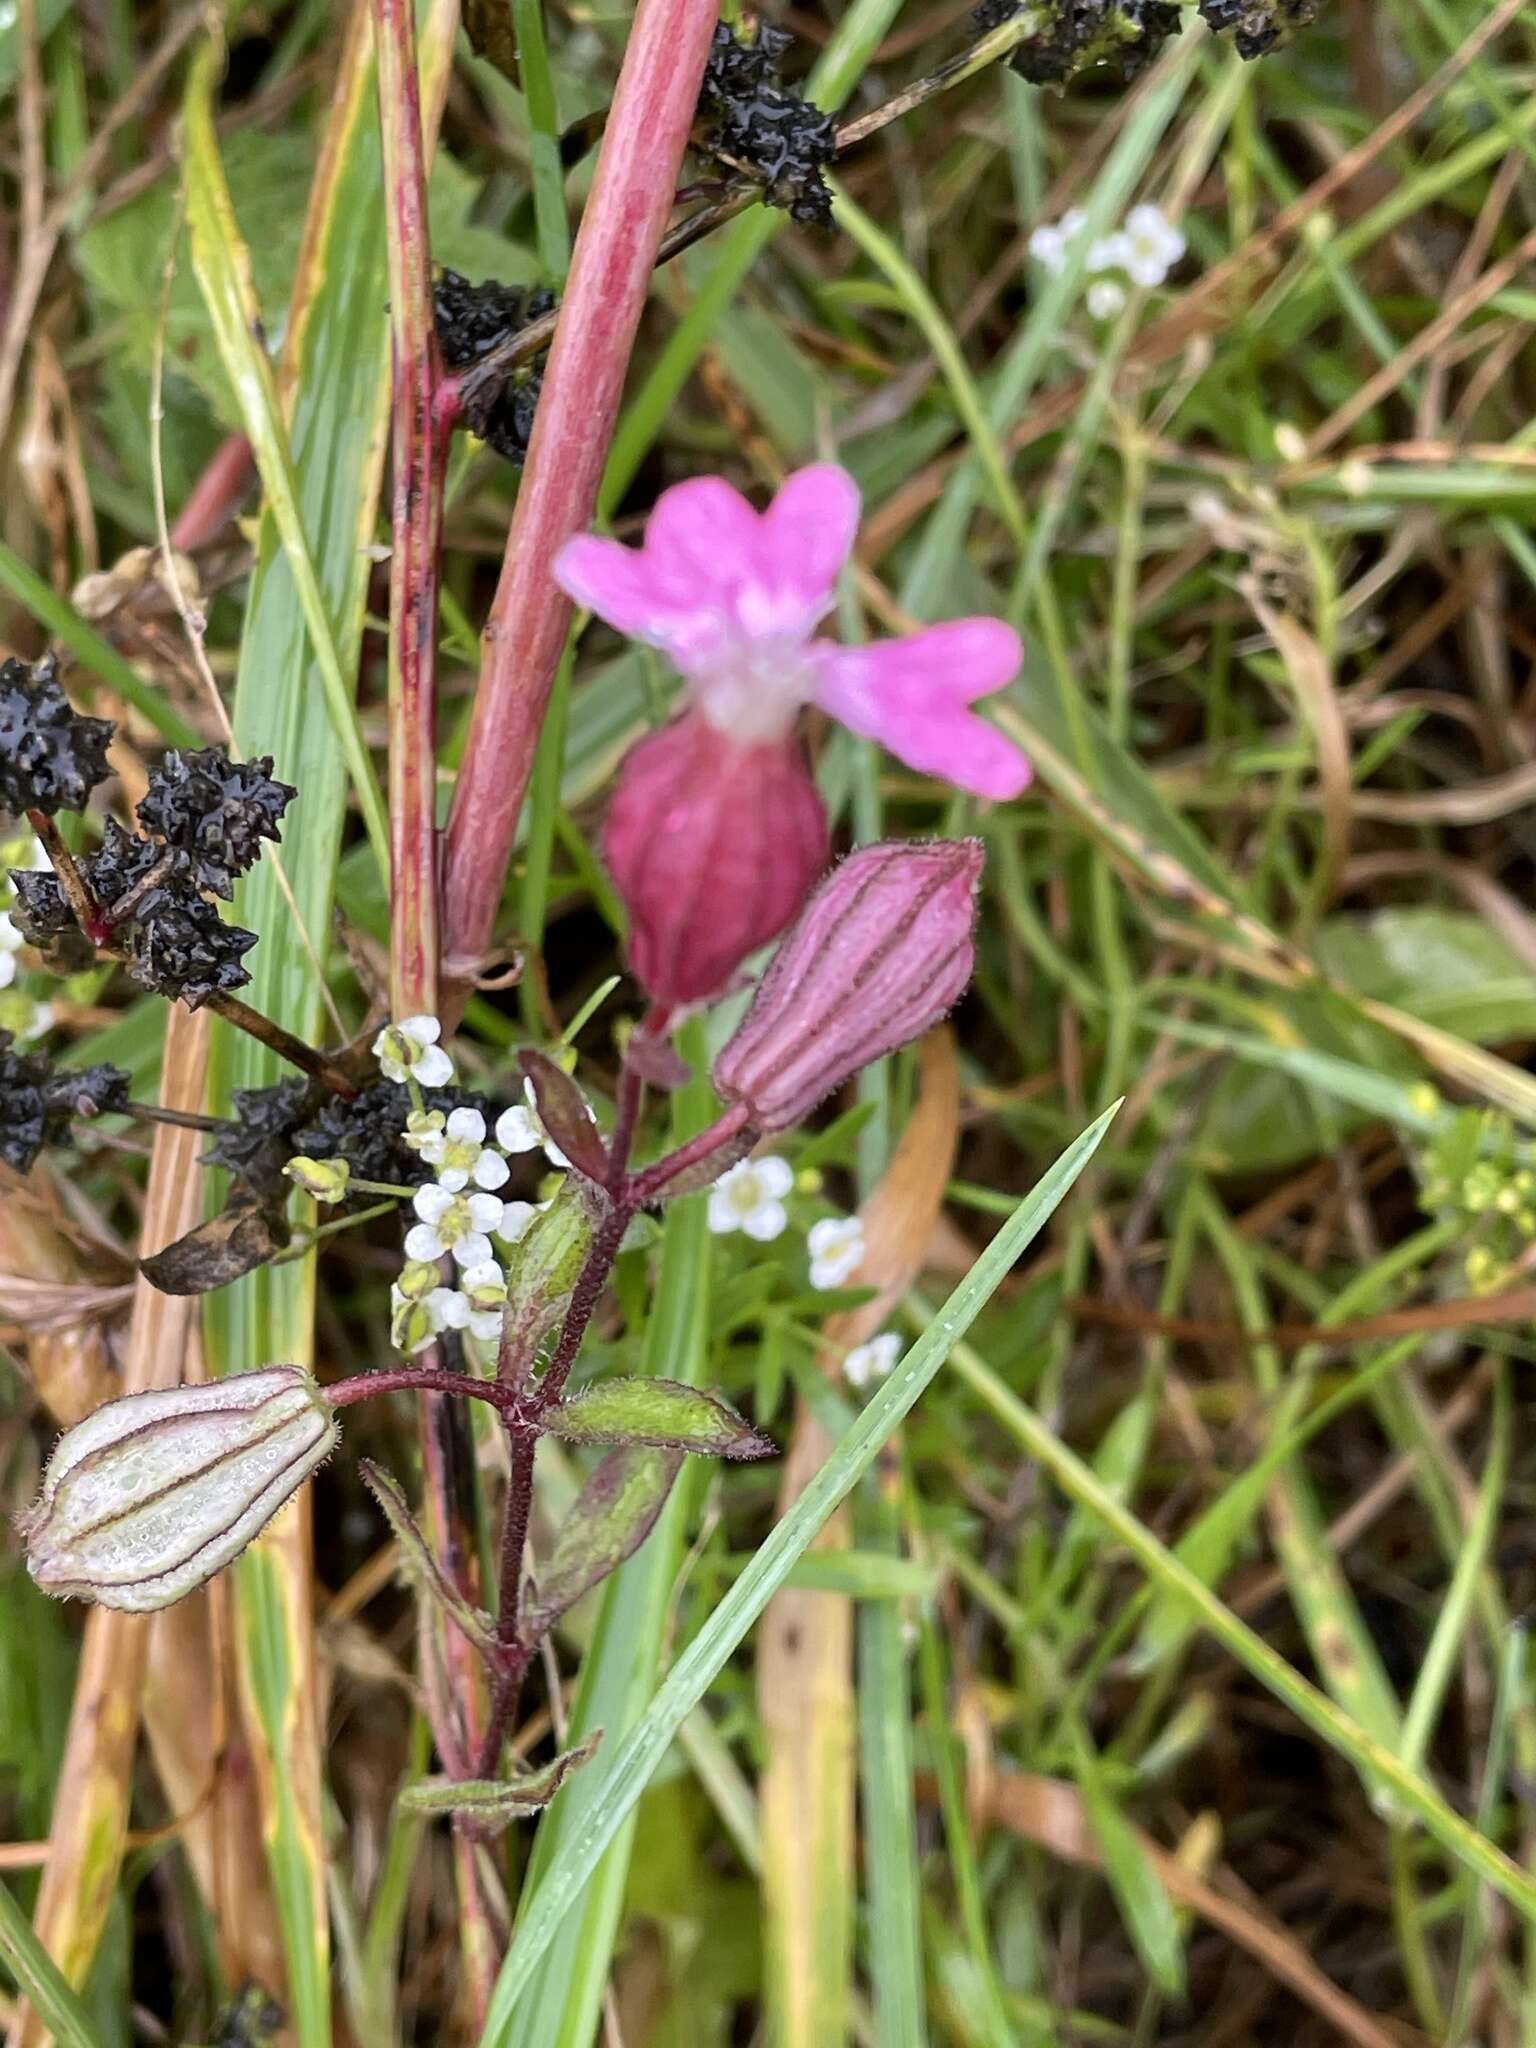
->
[712,839,982,1131]
[602,713,828,1012]
[22,1367,338,1611]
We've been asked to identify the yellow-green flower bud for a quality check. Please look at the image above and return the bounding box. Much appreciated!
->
[284,1154,352,1204]
[22,1367,338,1612]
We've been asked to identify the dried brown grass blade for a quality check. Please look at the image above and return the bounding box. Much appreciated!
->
[758,1031,960,2047]
[9,1006,209,2048]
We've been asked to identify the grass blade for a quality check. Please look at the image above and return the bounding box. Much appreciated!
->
[479,1101,1121,2038]
[0,1884,106,2048]
[181,36,390,877]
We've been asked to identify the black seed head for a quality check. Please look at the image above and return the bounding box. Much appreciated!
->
[0,1030,129,1173]
[697,23,837,226]
[434,272,556,470]
[972,0,1181,84]
[202,1078,316,1198]
[118,878,259,1008]
[1197,0,1314,58]
[135,748,295,900]
[290,1077,489,1197]
[0,656,116,817]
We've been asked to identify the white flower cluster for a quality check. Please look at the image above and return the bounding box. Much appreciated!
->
[1029,201,1186,320]
[705,1154,868,1293]
[0,834,55,1043]
[369,1016,565,1356]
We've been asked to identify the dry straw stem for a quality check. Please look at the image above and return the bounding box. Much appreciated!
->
[8,1005,209,2047]
[759,1030,959,2047]
[441,0,722,982]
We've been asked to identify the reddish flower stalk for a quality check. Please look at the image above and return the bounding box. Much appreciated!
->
[169,432,254,551]
[375,0,447,1019]
[439,0,723,987]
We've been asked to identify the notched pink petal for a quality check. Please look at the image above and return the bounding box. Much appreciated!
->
[553,534,684,645]
[759,464,861,611]
[811,623,1031,799]
[643,476,763,603]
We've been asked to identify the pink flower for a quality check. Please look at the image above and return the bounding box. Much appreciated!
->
[554,464,1031,801]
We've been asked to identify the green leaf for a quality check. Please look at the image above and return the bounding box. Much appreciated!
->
[361,1461,497,1658]
[477,1102,1120,2041]
[544,1378,774,1460]
[0,1878,108,2048]
[1073,1727,1186,1999]
[400,1738,600,1826]
[527,1446,684,1634]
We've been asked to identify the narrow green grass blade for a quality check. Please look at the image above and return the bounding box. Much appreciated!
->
[479,1102,1120,2040]
[1072,1725,1185,1998]
[0,1884,106,2048]
[938,1333,1536,1927]
[0,538,197,745]
[511,0,569,282]
[832,183,1026,551]
[497,1032,715,2048]
[181,38,390,876]
[858,1505,929,2048]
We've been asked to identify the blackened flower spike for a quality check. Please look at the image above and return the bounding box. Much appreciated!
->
[135,748,297,901]
[118,882,260,1009]
[697,20,837,227]
[0,655,115,817]
[434,269,556,469]
[970,0,1182,85]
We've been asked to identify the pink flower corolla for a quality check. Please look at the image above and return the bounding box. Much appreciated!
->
[555,466,1028,1013]
[555,464,1031,800]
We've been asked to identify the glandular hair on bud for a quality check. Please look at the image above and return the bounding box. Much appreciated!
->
[22,1366,338,1612]
[712,839,983,1131]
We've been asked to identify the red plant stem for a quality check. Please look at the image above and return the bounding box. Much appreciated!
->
[329,1366,518,1411]
[627,1102,753,1204]
[439,0,722,987]
[169,432,254,550]
[472,1430,538,1776]
[375,0,446,1020]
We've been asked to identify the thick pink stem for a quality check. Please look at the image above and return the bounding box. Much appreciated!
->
[169,432,254,550]
[439,0,721,985]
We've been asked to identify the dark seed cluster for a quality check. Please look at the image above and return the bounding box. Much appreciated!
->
[434,269,556,468]
[1197,0,1315,58]
[971,0,1181,84]
[0,1030,130,1174]
[697,22,837,227]
[6,718,293,1007]
[135,749,295,901]
[203,1076,491,1204]
[0,655,115,818]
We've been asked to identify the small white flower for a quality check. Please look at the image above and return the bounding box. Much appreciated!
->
[497,1090,571,1170]
[402,1109,445,1156]
[417,1106,509,1193]
[1085,230,1130,274]
[374,1014,454,1088]
[1120,201,1185,288]
[495,1104,543,1154]
[707,1156,794,1242]
[461,1258,509,1342]
[1028,205,1087,275]
[1086,278,1127,321]
[843,1332,901,1390]
[496,1199,538,1247]
[403,1184,503,1268]
[808,1215,865,1291]
[390,1283,439,1355]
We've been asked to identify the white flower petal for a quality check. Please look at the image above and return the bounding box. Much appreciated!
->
[400,1014,441,1045]
[450,1231,493,1270]
[741,1200,788,1243]
[414,1044,454,1087]
[0,953,13,990]
[468,1309,504,1343]
[413,1183,453,1225]
[472,1149,510,1190]
[447,1107,485,1144]
[404,1223,445,1261]
[754,1155,794,1198]
[496,1105,541,1153]
[497,1201,537,1245]
[466,1191,504,1231]
[460,1259,503,1290]
[428,1287,472,1330]
[707,1188,741,1235]
[435,1164,469,1193]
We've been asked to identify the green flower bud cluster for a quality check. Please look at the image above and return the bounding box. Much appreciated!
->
[1416,1107,1536,1295]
